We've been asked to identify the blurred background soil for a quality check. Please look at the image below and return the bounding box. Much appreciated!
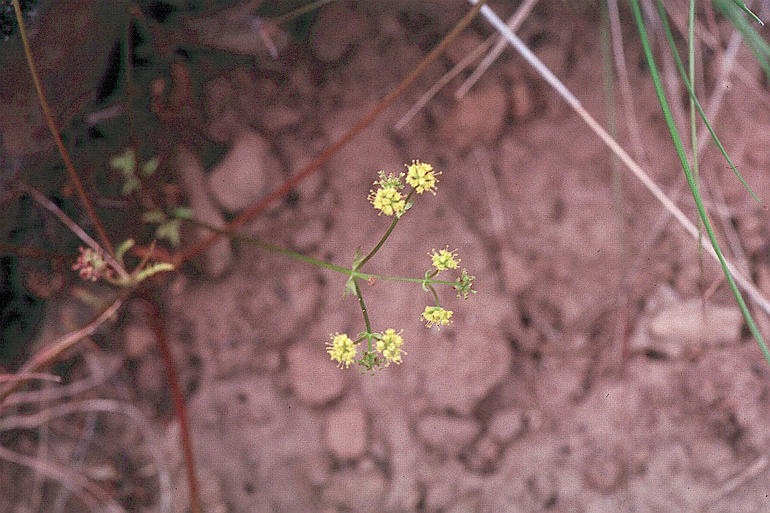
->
[3,1,770,512]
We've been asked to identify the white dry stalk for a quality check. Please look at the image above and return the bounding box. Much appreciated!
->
[395,0,538,130]
[466,0,770,318]
[607,0,648,163]
[454,0,540,99]
[0,444,126,513]
[0,399,172,513]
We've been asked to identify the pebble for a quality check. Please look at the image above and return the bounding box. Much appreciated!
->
[499,250,533,294]
[583,451,623,492]
[174,146,233,277]
[309,2,369,62]
[286,343,345,406]
[204,76,240,144]
[122,321,155,359]
[207,128,283,213]
[442,79,507,149]
[322,460,387,512]
[488,409,525,444]
[416,414,481,456]
[324,405,368,460]
[424,327,512,415]
[631,296,742,357]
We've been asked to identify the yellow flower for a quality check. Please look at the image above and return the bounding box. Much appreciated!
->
[326,333,357,368]
[430,247,460,271]
[405,160,439,194]
[369,185,407,217]
[376,328,406,366]
[421,306,453,328]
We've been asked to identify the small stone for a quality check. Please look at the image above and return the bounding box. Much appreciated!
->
[207,128,283,213]
[287,343,344,406]
[647,299,742,347]
[499,250,533,294]
[488,409,525,444]
[123,322,155,358]
[135,357,165,394]
[424,327,512,415]
[583,451,623,492]
[322,463,387,512]
[174,146,233,277]
[442,79,507,149]
[204,76,240,144]
[468,435,499,471]
[309,2,369,62]
[260,103,303,133]
[324,406,367,460]
[417,414,481,456]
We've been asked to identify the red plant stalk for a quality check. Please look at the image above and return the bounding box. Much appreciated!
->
[173,0,488,266]
[10,0,114,256]
[141,296,202,513]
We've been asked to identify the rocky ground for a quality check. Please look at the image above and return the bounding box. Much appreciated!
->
[4,1,770,512]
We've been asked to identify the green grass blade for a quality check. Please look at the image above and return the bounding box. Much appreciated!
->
[655,0,764,207]
[730,0,764,26]
[712,0,770,79]
[630,0,770,364]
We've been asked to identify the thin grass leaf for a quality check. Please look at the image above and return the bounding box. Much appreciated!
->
[630,0,770,365]
[712,0,770,79]
[655,0,764,207]
[731,0,764,26]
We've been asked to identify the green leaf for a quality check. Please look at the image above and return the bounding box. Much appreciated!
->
[171,206,195,219]
[140,157,159,176]
[120,177,140,196]
[110,148,136,176]
[343,275,356,297]
[142,210,167,224]
[155,219,182,247]
[632,0,770,365]
[115,238,135,264]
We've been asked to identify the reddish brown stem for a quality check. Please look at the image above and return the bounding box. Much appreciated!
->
[173,0,488,266]
[11,0,114,257]
[0,243,68,261]
[140,296,201,513]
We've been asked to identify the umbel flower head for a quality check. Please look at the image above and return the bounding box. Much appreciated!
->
[430,247,460,272]
[405,160,439,194]
[327,333,357,368]
[421,305,453,328]
[368,171,407,217]
[376,328,406,366]
[72,247,114,282]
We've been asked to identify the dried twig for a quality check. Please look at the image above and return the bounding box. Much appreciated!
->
[2,354,123,407]
[140,296,200,513]
[174,0,490,266]
[0,398,172,513]
[10,0,114,256]
[395,0,537,130]
[454,0,540,99]
[20,182,129,281]
[467,0,770,319]
[0,443,126,513]
[0,292,127,408]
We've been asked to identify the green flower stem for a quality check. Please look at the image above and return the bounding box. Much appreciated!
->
[352,279,373,349]
[185,217,457,286]
[631,0,770,364]
[357,190,415,269]
[426,283,440,306]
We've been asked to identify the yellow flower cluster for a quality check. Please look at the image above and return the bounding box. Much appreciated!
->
[376,328,406,366]
[326,333,357,368]
[368,171,407,217]
[421,305,453,328]
[430,247,460,271]
[405,160,440,195]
